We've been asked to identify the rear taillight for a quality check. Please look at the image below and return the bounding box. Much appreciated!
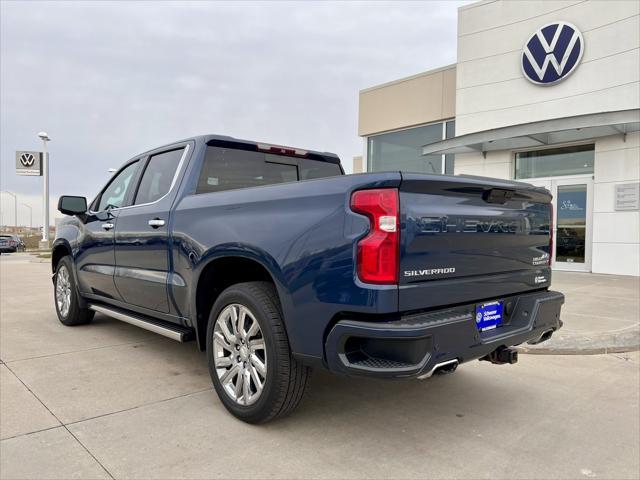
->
[350,188,399,284]
[548,202,554,266]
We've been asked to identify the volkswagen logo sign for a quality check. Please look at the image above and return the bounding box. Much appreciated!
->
[522,21,584,85]
[20,152,35,167]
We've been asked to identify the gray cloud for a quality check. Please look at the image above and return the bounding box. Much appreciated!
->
[1,0,466,226]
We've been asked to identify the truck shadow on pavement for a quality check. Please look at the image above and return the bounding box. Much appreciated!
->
[87,316,536,429]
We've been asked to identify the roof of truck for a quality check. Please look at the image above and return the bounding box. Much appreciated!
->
[138,134,341,165]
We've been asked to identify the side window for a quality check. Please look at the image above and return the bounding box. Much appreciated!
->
[196,147,297,194]
[97,161,139,211]
[135,148,184,205]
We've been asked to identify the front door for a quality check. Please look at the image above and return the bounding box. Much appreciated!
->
[114,146,188,314]
[528,177,593,272]
[76,160,141,299]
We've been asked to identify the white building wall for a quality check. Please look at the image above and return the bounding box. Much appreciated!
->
[455,0,640,135]
[454,150,512,179]
[592,132,640,276]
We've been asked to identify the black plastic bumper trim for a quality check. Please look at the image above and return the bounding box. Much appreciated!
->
[325,290,564,378]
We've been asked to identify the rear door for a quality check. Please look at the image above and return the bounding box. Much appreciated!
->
[113,144,190,314]
[398,173,552,311]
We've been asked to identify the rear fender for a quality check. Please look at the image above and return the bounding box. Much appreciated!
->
[190,244,291,348]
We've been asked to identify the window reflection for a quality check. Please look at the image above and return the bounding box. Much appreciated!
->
[368,121,455,174]
[556,184,587,264]
[515,144,594,179]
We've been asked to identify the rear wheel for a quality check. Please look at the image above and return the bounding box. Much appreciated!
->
[54,256,94,326]
[206,281,310,423]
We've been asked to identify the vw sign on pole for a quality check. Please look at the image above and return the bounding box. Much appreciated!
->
[521,21,584,85]
[15,132,51,247]
[15,151,43,176]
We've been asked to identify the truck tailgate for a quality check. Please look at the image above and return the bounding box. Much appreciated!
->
[399,173,552,312]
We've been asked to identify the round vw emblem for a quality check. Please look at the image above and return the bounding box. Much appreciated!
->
[476,312,482,323]
[20,152,35,167]
[521,21,584,85]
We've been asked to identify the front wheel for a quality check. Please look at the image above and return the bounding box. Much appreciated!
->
[206,282,310,423]
[54,256,94,326]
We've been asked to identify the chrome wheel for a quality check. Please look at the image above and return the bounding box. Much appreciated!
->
[55,265,72,318]
[213,304,267,406]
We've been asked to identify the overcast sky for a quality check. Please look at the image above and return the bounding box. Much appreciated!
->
[1,0,467,227]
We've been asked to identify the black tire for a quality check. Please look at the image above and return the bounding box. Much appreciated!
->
[54,256,94,326]
[206,281,310,423]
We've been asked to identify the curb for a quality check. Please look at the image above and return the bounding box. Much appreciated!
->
[518,344,640,355]
[517,329,640,355]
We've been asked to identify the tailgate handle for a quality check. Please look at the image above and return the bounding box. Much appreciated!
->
[483,188,515,204]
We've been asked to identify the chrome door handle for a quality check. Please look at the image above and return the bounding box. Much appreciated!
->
[101,223,114,230]
[148,218,165,228]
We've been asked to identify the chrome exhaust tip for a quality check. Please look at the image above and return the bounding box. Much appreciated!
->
[528,328,554,345]
[417,359,459,380]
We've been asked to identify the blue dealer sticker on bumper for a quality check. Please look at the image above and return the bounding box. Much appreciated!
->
[475,301,504,331]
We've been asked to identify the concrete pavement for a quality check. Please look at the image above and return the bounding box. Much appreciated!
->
[522,270,640,354]
[1,253,639,479]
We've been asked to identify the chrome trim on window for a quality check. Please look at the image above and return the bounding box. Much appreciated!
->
[89,143,191,215]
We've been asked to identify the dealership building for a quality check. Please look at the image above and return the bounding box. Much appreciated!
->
[358,0,639,276]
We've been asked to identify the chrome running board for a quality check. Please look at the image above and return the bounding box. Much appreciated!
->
[89,304,192,342]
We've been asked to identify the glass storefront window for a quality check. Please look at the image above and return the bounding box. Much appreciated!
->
[445,120,455,139]
[445,120,455,175]
[367,121,455,174]
[515,144,594,179]
[556,184,587,263]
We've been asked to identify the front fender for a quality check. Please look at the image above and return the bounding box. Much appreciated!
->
[51,235,88,309]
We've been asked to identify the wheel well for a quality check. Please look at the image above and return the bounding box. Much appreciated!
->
[51,244,71,273]
[195,257,275,351]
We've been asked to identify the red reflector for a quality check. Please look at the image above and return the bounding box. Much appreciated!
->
[350,188,399,284]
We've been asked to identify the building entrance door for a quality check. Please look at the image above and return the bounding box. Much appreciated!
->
[528,177,593,272]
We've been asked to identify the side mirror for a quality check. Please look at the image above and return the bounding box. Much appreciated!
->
[58,196,87,216]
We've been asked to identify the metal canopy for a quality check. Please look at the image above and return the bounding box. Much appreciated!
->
[422,109,640,156]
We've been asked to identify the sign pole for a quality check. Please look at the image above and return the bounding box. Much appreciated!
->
[42,147,48,242]
[38,132,51,247]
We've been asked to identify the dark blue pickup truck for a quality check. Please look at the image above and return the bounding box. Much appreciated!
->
[53,135,564,423]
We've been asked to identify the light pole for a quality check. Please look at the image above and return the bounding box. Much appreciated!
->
[38,132,50,247]
[1,191,17,231]
[22,203,32,229]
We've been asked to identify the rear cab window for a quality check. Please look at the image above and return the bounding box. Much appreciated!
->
[196,145,341,194]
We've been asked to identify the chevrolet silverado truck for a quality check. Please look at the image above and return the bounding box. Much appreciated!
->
[52,135,564,423]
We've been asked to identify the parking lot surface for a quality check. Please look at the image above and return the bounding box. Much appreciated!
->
[1,253,639,479]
